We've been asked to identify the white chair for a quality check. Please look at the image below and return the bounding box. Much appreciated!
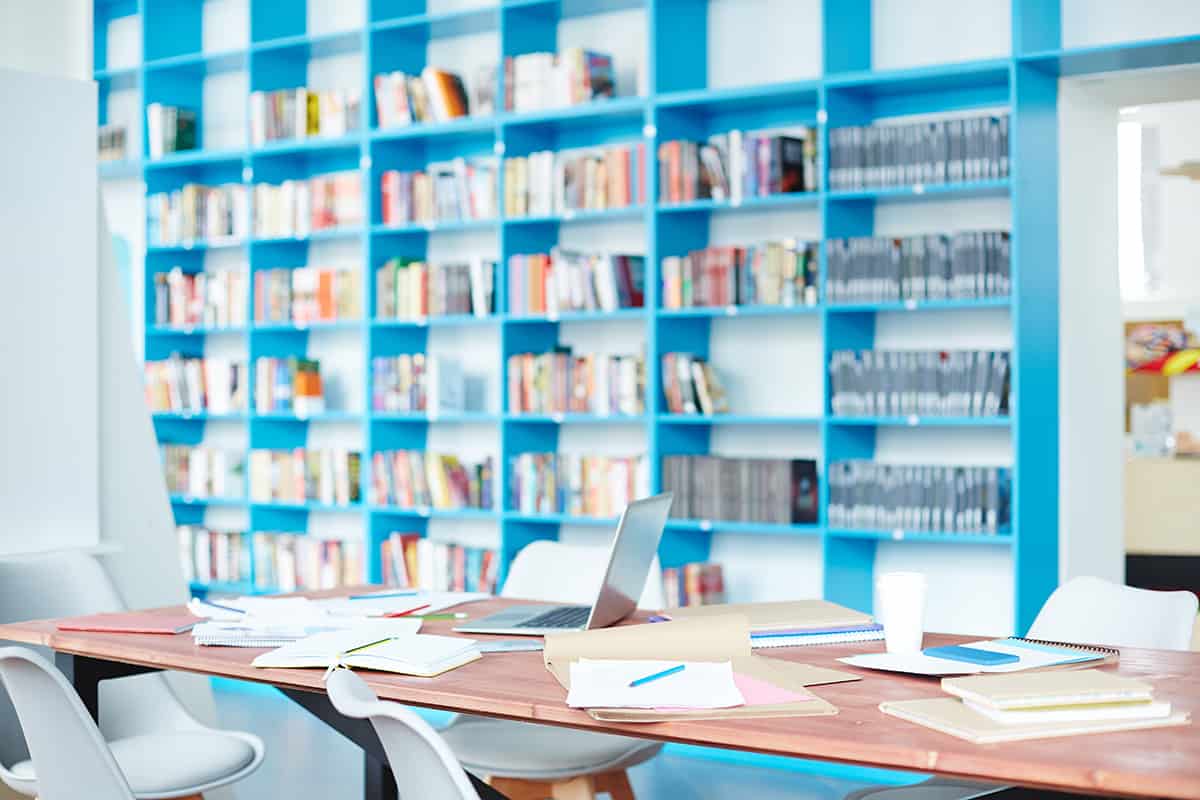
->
[440,540,664,800]
[1026,576,1198,650]
[844,576,1200,800]
[0,553,264,800]
[0,646,136,800]
[326,668,481,800]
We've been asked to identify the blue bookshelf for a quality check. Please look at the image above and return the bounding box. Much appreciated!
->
[95,0,1200,637]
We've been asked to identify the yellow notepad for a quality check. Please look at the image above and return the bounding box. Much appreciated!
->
[941,668,1154,710]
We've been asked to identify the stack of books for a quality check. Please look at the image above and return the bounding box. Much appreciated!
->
[380,158,498,226]
[829,349,1011,418]
[826,231,1011,304]
[250,87,361,145]
[253,266,362,324]
[504,48,614,112]
[507,351,645,416]
[144,356,247,414]
[153,268,248,329]
[508,453,649,517]
[146,103,197,159]
[148,183,248,246]
[660,353,729,416]
[254,357,325,416]
[661,240,817,309]
[662,562,725,608]
[662,455,819,524]
[176,526,251,586]
[248,449,362,506]
[161,445,245,500]
[252,532,364,593]
[507,250,645,316]
[882,669,1186,743]
[381,532,499,593]
[370,355,464,414]
[828,114,1010,190]
[370,451,494,510]
[374,66,487,127]
[669,599,885,649]
[252,171,364,238]
[98,123,127,162]
[658,128,819,204]
[828,462,1011,534]
[503,143,645,217]
[375,257,496,320]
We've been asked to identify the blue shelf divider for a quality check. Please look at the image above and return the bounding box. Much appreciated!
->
[95,0,1200,637]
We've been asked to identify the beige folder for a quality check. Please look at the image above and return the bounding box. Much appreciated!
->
[880,697,1190,743]
[543,615,858,722]
[664,599,873,632]
[940,669,1155,710]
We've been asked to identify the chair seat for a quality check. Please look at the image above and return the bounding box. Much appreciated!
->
[8,730,257,798]
[442,716,662,781]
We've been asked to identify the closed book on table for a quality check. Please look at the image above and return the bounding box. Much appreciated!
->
[57,613,197,635]
[667,599,873,633]
[941,669,1153,710]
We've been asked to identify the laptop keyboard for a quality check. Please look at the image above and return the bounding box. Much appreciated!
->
[513,606,591,629]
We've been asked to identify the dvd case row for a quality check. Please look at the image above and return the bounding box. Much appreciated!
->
[662,455,820,524]
[829,350,1011,418]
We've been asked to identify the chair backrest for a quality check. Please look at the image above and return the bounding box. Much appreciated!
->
[0,553,195,766]
[0,647,134,800]
[500,540,665,609]
[1028,576,1199,651]
[325,669,480,800]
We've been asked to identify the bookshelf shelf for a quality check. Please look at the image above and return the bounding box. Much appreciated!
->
[189,579,259,596]
[371,506,500,521]
[827,529,1015,545]
[112,0,1090,642]
[250,501,364,513]
[251,411,362,423]
[153,412,247,422]
[504,512,618,526]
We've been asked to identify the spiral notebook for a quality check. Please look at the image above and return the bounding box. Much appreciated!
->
[842,637,1119,676]
[751,624,885,649]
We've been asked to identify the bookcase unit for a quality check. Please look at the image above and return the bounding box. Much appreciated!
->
[96,0,1200,632]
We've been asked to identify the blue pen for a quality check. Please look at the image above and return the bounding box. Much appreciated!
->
[629,664,686,688]
[199,598,246,615]
[347,590,420,601]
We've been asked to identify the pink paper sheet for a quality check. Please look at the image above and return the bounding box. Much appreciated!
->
[654,671,812,711]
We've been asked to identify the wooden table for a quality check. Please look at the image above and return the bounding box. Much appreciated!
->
[2,597,1198,799]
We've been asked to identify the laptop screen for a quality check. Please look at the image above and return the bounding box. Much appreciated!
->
[586,493,673,629]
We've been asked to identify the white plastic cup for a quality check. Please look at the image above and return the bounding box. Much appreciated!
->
[876,571,927,654]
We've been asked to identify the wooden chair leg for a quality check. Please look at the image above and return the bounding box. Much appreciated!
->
[488,776,557,800]
[549,776,596,800]
[594,770,635,800]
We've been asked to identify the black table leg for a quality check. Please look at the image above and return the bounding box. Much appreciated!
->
[54,652,158,723]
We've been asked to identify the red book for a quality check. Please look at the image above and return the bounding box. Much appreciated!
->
[57,612,197,635]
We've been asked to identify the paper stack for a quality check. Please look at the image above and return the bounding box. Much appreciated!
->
[881,669,1190,743]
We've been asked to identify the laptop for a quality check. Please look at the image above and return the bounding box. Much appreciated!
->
[454,493,672,636]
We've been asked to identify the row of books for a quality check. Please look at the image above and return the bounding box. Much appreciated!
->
[144,356,247,414]
[508,453,649,518]
[254,267,362,324]
[658,128,819,205]
[661,240,818,309]
[161,445,244,499]
[146,103,196,159]
[504,48,614,112]
[253,172,364,238]
[828,114,1010,190]
[662,562,726,608]
[148,184,248,246]
[381,533,499,593]
[380,158,498,225]
[177,526,365,592]
[825,232,1012,304]
[661,353,730,416]
[248,449,362,506]
[507,250,645,317]
[507,351,645,416]
[374,67,488,128]
[153,268,249,329]
[376,257,496,320]
[250,87,361,145]
[371,354,464,414]
[829,350,1011,418]
[255,357,325,416]
[98,123,127,162]
[662,455,820,524]
[503,144,645,217]
[370,451,495,510]
[827,462,1012,534]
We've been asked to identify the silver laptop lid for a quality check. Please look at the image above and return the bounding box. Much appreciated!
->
[584,492,673,630]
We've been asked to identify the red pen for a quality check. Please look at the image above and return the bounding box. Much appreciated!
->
[383,603,430,618]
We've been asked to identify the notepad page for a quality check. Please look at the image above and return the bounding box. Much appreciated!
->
[566,659,745,709]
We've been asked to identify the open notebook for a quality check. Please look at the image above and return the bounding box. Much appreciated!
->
[842,637,1119,676]
[252,625,479,678]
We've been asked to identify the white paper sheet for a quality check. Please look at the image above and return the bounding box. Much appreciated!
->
[566,659,745,710]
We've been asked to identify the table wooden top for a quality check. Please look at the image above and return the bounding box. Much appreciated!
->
[2,595,1198,799]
